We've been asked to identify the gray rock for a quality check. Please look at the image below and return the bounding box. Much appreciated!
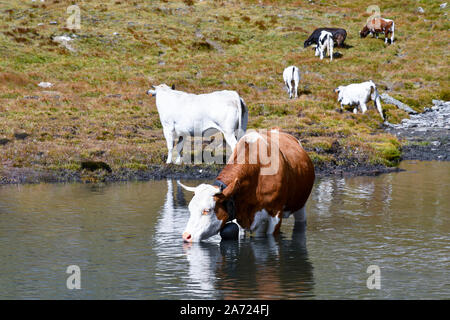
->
[380,93,418,114]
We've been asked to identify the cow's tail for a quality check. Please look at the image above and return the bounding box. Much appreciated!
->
[238,97,248,139]
[391,21,395,43]
[327,34,334,61]
[369,80,384,119]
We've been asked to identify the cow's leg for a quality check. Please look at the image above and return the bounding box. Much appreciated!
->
[251,209,269,235]
[287,82,292,99]
[292,206,307,233]
[360,102,368,114]
[174,136,184,164]
[340,103,344,113]
[294,80,299,98]
[223,131,237,150]
[163,128,175,164]
[353,107,358,114]
[267,211,282,235]
[285,81,290,96]
[293,206,307,224]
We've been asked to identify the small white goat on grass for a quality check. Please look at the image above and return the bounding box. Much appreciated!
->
[283,66,300,99]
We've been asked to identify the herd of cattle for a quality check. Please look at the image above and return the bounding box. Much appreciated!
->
[145,17,396,242]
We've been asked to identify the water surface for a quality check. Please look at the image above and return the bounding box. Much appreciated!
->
[0,161,448,299]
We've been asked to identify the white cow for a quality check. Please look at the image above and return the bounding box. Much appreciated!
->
[147,84,248,164]
[283,66,301,99]
[334,80,384,119]
[315,30,334,61]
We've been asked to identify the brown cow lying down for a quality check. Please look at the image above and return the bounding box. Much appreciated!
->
[178,129,315,242]
[360,17,395,44]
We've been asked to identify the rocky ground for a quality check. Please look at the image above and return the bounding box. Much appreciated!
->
[385,100,450,161]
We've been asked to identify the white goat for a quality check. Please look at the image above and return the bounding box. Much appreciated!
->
[334,80,384,119]
[283,66,301,99]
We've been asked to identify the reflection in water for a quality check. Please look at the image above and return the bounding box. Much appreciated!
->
[0,161,448,299]
[153,180,314,299]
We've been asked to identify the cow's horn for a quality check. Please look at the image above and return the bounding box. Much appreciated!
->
[177,181,196,192]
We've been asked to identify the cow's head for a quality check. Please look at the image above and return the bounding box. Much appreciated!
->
[360,26,370,38]
[178,179,238,242]
[303,39,313,48]
[334,87,343,101]
[146,83,175,96]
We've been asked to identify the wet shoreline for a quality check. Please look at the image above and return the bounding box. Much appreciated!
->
[1,100,448,185]
[0,162,403,185]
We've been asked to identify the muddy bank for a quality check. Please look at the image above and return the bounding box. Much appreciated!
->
[385,100,450,161]
[0,160,402,185]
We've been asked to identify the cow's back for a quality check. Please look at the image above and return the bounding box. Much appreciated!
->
[255,131,315,213]
[270,131,315,212]
[155,89,241,130]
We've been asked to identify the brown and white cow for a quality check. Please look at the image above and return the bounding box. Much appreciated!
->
[178,129,315,242]
[360,17,395,44]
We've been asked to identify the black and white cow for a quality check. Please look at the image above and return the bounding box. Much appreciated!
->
[304,28,347,48]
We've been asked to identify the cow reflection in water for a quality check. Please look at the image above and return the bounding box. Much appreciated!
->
[183,229,314,299]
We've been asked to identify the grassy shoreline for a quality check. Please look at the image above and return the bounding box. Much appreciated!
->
[1,1,448,179]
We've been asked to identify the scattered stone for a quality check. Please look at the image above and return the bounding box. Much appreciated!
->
[49,21,58,25]
[38,82,53,88]
[106,94,122,98]
[386,100,450,130]
[52,35,76,52]
[14,132,30,140]
[0,138,11,146]
[440,3,447,9]
[380,93,418,114]
[417,7,425,14]
[81,161,112,173]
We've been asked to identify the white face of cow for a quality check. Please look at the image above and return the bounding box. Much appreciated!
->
[179,182,224,242]
[146,83,174,96]
[335,87,343,102]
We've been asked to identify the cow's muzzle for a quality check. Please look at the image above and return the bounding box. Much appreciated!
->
[182,232,192,242]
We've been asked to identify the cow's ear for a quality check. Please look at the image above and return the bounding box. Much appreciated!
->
[222,178,239,199]
[171,84,175,90]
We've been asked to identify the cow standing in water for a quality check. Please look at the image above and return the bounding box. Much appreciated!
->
[283,66,301,99]
[360,18,395,44]
[147,84,248,164]
[178,129,315,242]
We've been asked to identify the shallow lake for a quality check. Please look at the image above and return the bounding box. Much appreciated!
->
[0,161,448,299]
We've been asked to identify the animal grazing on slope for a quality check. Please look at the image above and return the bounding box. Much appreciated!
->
[283,66,301,99]
[315,30,334,61]
[334,80,384,119]
[304,28,347,48]
[147,84,248,164]
[360,18,395,44]
[178,129,315,242]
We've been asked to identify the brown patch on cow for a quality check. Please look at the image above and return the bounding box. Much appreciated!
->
[213,130,315,231]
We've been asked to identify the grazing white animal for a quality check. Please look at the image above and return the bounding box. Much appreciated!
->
[315,30,334,61]
[283,66,301,99]
[334,80,384,119]
[147,84,248,164]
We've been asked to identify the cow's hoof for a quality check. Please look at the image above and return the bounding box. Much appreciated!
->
[220,222,239,241]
